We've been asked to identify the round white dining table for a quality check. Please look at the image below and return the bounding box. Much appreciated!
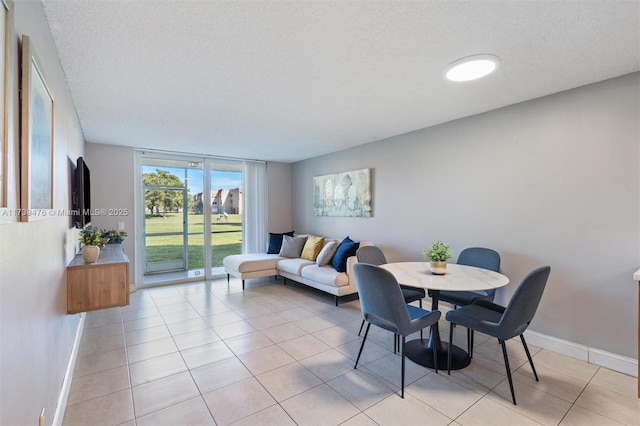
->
[380,262,509,370]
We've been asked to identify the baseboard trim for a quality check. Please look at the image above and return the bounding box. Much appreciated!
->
[52,312,85,426]
[524,329,638,377]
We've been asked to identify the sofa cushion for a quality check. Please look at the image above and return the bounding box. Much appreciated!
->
[279,235,308,258]
[278,258,315,275]
[300,264,349,288]
[223,253,282,273]
[267,231,295,254]
[301,235,325,261]
[331,236,360,273]
[316,240,338,266]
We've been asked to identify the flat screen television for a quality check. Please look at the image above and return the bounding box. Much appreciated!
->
[72,156,91,228]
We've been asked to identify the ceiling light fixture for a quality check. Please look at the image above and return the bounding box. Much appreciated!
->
[445,54,500,82]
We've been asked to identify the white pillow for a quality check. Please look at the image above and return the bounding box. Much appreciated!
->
[279,235,308,258]
[316,240,339,266]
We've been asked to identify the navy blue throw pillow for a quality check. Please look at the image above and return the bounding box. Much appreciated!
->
[267,231,294,254]
[331,236,360,273]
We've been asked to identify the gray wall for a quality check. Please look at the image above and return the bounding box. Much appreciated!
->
[0,1,85,425]
[291,73,640,359]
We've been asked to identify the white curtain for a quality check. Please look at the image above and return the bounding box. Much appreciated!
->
[242,161,268,253]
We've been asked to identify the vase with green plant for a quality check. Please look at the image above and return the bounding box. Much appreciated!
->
[422,240,453,275]
[79,225,102,263]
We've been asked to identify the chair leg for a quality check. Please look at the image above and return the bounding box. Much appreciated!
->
[419,299,424,341]
[520,334,539,381]
[358,319,365,336]
[401,336,406,398]
[447,323,454,375]
[355,323,370,369]
[499,339,517,405]
[468,329,475,358]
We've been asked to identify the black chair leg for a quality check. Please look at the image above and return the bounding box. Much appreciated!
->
[447,323,454,375]
[499,339,517,405]
[358,319,365,336]
[401,336,406,398]
[468,329,475,358]
[355,323,370,369]
[520,334,539,381]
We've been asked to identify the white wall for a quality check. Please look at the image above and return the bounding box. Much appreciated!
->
[291,73,640,360]
[0,1,85,425]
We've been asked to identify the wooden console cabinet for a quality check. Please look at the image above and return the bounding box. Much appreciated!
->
[67,244,130,314]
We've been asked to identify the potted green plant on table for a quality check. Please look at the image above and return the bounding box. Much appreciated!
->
[100,229,127,244]
[79,225,102,263]
[423,240,453,275]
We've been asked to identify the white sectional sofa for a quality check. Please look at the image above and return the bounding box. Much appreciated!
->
[223,234,371,305]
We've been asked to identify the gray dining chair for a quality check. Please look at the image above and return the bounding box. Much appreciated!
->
[431,247,500,356]
[353,263,441,398]
[356,246,426,343]
[446,265,551,405]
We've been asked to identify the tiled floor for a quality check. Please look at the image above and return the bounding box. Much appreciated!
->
[63,278,640,425]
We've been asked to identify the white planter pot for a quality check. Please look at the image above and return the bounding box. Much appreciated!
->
[82,245,100,263]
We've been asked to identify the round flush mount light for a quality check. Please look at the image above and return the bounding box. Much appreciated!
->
[444,54,500,82]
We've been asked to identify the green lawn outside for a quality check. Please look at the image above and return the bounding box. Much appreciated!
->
[145,212,242,270]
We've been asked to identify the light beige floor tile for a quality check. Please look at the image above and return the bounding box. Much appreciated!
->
[260,322,308,343]
[205,310,245,326]
[455,397,539,425]
[161,308,202,324]
[339,412,379,426]
[126,337,178,364]
[212,319,257,339]
[191,356,254,394]
[231,404,297,425]
[203,377,277,425]
[165,317,210,336]
[77,332,125,357]
[63,388,134,426]
[130,352,187,386]
[574,382,640,425]
[246,312,290,330]
[123,315,165,332]
[363,392,451,426]
[180,340,235,369]
[281,383,360,426]
[589,367,638,399]
[313,325,360,348]
[337,337,392,365]
[443,360,505,395]
[362,353,430,390]
[513,363,587,403]
[82,322,124,340]
[327,368,395,411]
[237,345,296,375]
[487,379,572,425]
[293,315,337,333]
[559,405,624,425]
[225,331,275,355]
[278,306,317,322]
[296,348,354,382]
[532,349,598,382]
[132,371,200,417]
[407,372,483,419]
[172,327,220,351]
[135,396,215,426]
[278,334,332,360]
[73,347,127,378]
[125,324,171,346]
[156,301,194,314]
[257,362,323,401]
[67,366,130,405]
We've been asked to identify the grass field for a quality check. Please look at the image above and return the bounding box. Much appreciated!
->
[145,212,242,270]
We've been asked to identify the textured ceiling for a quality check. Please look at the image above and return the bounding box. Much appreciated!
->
[42,0,639,163]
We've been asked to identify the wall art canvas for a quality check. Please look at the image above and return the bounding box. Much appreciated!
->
[313,168,371,217]
[20,35,54,221]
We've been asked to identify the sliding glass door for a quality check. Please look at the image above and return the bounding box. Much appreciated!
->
[139,154,248,285]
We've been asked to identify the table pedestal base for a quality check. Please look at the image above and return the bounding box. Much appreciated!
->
[404,339,471,371]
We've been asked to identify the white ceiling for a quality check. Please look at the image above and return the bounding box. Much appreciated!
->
[42,0,639,163]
